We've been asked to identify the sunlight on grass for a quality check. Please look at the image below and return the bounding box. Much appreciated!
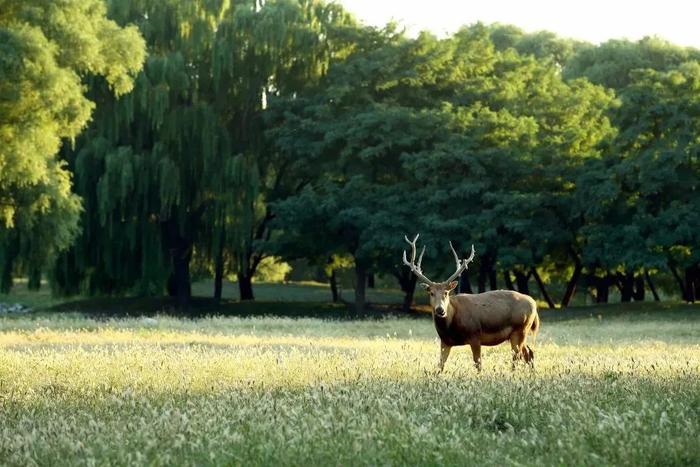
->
[0,314,699,466]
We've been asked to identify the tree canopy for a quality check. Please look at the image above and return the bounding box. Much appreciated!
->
[2,1,699,309]
[0,0,145,291]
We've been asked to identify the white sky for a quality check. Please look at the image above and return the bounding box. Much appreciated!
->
[335,0,700,48]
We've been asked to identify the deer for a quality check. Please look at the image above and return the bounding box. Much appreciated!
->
[402,234,540,372]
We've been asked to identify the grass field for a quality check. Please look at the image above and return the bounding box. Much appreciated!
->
[0,298,699,466]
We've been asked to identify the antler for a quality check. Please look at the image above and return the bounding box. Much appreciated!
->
[444,242,476,284]
[402,234,437,286]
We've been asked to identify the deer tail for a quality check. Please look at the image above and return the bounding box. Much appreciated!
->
[529,312,540,349]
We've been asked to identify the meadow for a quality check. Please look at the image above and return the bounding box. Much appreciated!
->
[0,295,699,466]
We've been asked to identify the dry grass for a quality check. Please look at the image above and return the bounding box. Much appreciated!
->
[0,310,698,466]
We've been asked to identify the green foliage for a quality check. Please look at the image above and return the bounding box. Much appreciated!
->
[577,62,700,272]
[0,0,145,292]
[564,36,700,89]
[273,23,616,306]
[250,256,292,283]
[56,0,355,300]
[3,3,699,307]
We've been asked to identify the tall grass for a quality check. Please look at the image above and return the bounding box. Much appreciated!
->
[0,311,698,466]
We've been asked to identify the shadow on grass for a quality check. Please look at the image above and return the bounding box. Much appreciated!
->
[47,296,430,321]
[539,300,700,322]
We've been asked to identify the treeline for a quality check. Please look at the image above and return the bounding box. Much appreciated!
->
[1,0,698,311]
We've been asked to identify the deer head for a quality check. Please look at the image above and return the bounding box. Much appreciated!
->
[402,234,475,317]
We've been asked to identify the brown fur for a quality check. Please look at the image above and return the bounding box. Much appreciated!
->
[426,282,539,372]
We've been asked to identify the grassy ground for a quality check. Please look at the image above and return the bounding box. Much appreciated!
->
[0,300,699,466]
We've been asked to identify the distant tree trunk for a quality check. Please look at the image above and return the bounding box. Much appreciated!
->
[0,256,12,294]
[168,254,192,309]
[237,273,254,301]
[395,269,417,313]
[561,257,583,308]
[531,267,555,309]
[213,249,224,302]
[514,270,530,295]
[354,262,367,312]
[27,268,41,291]
[684,265,698,303]
[459,272,472,294]
[329,269,339,303]
[669,263,686,300]
[367,272,375,289]
[595,274,611,303]
[619,272,634,303]
[401,273,417,313]
[162,218,192,309]
[645,270,660,302]
[503,270,515,290]
[489,268,498,291]
[632,275,645,301]
[478,261,487,293]
[0,236,18,293]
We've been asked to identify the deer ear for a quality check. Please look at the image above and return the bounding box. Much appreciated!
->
[447,281,458,291]
[419,283,430,290]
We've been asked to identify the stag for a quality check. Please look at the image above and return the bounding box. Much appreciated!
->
[402,234,540,372]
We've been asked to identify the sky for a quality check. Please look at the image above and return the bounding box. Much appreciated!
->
[335,0,700,48]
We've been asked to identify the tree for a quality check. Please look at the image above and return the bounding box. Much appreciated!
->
[54,0,354,305]
[402,24,615,308]
[270,28,461,311]
[577,63,700,302]
[567,39,700,303]
[0,0,145,292]
[564,36,700,90]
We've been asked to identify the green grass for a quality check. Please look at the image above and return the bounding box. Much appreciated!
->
[0,303,699,466]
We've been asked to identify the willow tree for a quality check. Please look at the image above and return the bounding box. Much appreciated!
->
[0,0,144,292]
[208,0,355,300]
[56,0,354,304]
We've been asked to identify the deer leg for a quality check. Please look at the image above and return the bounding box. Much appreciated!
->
[509,332,525,370]
[437,341,451,373]
[469,340,482,372]
[523,345,535,369]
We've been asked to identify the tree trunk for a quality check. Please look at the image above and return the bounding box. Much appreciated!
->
[561,258,582,308]
[367,273,375,289]
[595,274,610,303]
[167,251,192,309]
[531,267,555,309]
[0,257,12,294]
[402,274,417,313]
[396,269,417,313]
[237,273,254,301]
[329,269,339,303]
[488,268,498,291]
[503,270,515,290]
[459,272,472,294]
[644,270,660,302]
[213,249,224,302]
[684,266,697,303]
[620,271,634,303]
[354,262,367,312]
[477,262,487,293]
[514,270,530,295]
[669,263,686,300]
[632,275,645,301]
[162,218,192,309]
[0,236,18,293]
[27,268,41,291]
